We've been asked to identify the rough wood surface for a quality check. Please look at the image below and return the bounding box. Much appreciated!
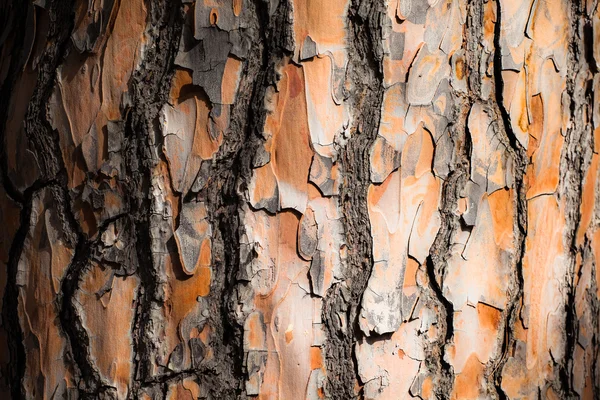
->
[0,0,599,399]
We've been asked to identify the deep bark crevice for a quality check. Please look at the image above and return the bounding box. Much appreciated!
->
[218,0,296,396]
[0,3,34,399]
[1,179,53,399]
[424,105,470,399]
[123,0,185,394]
[59,218,118,398]
[322,0,385,397]
[557,1,596,397]
[489,0,529,396]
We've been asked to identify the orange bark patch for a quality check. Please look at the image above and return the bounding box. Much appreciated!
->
[477,302,502,331]
[452,354,484,399]
[421,375,433,399]
[403,258,419,297]
[221,57,242,104]
[196,266,211,297]
[285,325,294,343]
[233,0,242,16]
[245,312,266,350]
[270,64,313,212]
[414,127,434,178]
[310,347,323,370]
[455,56,465,80]
[102,0,147,120]
[169,68,194,103]
[487,188,514,250]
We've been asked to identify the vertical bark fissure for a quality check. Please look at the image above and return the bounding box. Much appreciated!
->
[0,2,28,204]
[558,1,595,396]
[210,2,267,396]
[424,59,473,400]
[0,3,33,399]
[59,214,131,398]
[221,0,296,396]
[195,0,285,394]
[422,3,483,397]
[489,0,528,396]
[1,179,52,399]
[322,0,384,397]
[424,157,466,397]
[582,236,600,399]
[123,0,184,393]
[1,198,28,400]
[11,0,107,397]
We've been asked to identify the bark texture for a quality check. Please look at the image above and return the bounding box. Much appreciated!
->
[0,0,599,399]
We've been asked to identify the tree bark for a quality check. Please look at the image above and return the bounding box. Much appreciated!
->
[0,0,599,399]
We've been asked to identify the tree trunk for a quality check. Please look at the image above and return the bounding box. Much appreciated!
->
[0,0,599,398]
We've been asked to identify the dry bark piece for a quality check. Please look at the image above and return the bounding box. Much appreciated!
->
[370,136,401,184]
[301,35,318,61]
[398,0,430,24]
[406,46,451,106]
[298,207,318,260]
[309,153,338,196]
[174,201,212,276]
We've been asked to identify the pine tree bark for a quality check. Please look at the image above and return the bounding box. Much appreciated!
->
[0,0,599,399]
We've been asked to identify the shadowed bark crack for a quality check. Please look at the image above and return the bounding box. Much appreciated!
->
[1,179,54,399]
[122,0,185,395]
[59,214,129,399]
[488,0,528,397]
[322,0,385,398]
[1,1,93,398]
[557,1,596,397]
[423,79,471,400]
[0,2,32,397]
[218,0,296,396]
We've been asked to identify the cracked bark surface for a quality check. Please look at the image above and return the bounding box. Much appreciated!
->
[1,0,599,399]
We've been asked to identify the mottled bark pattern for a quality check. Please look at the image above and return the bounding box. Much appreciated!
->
[0,0,599,399]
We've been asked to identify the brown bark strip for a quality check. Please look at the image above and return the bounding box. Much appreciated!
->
[322,0,384,397]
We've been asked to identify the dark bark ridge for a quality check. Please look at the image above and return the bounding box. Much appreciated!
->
[225,0,296,396]
[322,0,385,398]
[558,0,598,397]
[0,2,32,399]
[489,0,528,397]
